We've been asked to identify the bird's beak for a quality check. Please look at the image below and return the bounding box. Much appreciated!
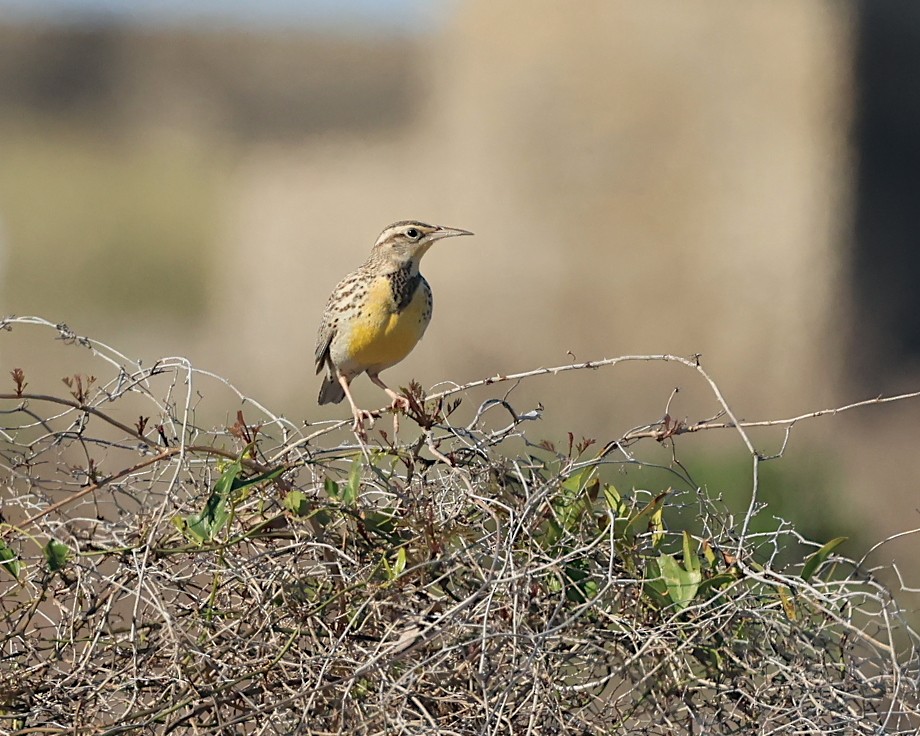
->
[431,225,474,240]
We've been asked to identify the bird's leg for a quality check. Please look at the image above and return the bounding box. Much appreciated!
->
[368,373,409,435]
[368,373,410,411]
[337,375,374,438]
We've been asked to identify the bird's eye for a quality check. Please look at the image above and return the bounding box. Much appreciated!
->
[405,228,420,239]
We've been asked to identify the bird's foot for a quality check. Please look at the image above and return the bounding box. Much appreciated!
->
[388,395,409,435]
[351,409,376,440]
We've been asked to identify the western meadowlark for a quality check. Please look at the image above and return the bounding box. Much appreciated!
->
[315,220,473,434]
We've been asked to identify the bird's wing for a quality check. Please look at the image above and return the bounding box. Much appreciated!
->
[314,312,334,375]
[315,269,365,374]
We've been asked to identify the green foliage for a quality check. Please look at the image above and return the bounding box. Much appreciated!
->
[381,546,407,582]
[343,458,363,506]
[801,536,847,582]
[655,533,702,612]
[174,459,284,544]
[0,537,20,579]
[618,447,853,565]
[518,458,735,614]
[282,490,310,516]
[162,447,851,624]
[43,539,70,572]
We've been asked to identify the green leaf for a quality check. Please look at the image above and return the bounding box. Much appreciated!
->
[658,552,702,611]
[650,507,665,547]
[642,558,670,608]
[381,547,407,582]
[0,538,21,579]
[584,478,600,503]
[540,515,564,549]
[554,469,600,536]
[546,574,563,595]
[697,570,738,596]
[214,460,244,495]
[602,483,621,510]
[324,477,340,500]
[777,584,797,620]
[234,465,285,491]
[623,491,669,541]
[392,547,407,576]
[343,459,362,506]
[312,509,332,529]
[701,539,717,567]
[561,466,594,495]
[364,509,398,537]
[682,531,701,574]
[178,461,241,543]
[283,490,310,516]
[178,461,284,543]
[563,560,593,603]
[555,493,592,534]
[600,483,628,536]
[801,536,847,582]
[44,539,70,572]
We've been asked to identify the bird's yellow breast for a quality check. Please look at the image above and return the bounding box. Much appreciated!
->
[345,275,430,370]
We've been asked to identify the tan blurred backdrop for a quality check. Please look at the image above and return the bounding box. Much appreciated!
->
[1,1,919,554]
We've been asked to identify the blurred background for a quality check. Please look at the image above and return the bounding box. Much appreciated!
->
[0,1,918,563]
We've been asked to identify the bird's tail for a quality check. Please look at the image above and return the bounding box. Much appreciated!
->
[318,374,345,405]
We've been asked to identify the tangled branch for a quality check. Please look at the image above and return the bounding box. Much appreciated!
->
[0,316,918,734]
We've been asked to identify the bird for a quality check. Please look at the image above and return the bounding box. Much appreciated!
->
[314,220,473,435]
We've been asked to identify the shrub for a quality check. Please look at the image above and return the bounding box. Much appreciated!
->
[1,317,918,734]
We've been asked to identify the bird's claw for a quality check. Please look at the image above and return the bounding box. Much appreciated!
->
[351,409,376,440]
[350,397,407,440]
[389,395,409,435]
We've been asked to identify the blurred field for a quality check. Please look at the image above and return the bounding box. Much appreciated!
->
[0,119,225,321]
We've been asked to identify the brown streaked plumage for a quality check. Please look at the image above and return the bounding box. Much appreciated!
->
[314,220,473,435]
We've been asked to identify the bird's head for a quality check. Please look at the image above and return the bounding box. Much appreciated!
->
[370,220,473,271]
